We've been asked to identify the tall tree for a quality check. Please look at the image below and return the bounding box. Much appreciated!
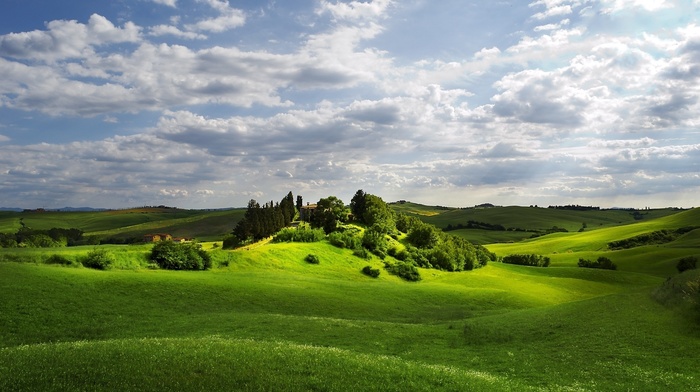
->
[311,196,348,234]
[350,189,367,223]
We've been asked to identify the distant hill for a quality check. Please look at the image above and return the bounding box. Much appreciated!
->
[0,207,246,241]
[389,202,688,245]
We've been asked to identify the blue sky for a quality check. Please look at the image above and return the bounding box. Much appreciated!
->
[1,0,699,209]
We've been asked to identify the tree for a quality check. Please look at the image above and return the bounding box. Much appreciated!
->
[676,256,697,273]
[311,196,348,234]
[281,191,296,225]
[350,189,367,222]
[362,194,394,234]
[406,222,439,248]
[150,241,211,270]
[296,195,303,212]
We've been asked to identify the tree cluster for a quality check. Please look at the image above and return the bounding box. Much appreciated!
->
[0,227,84,248]
[310,196,349,234]
[396,213,495,271]
[676,256,697,273]
[547,205,600,211]
[150,240,212,270]
[229,192,296,246]
[501,254,550,267]
[578,256,617,270]
[608,227,698,250]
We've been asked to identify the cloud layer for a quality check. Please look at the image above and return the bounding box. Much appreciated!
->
[0,0,699,209]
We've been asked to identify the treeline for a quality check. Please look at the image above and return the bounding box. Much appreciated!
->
[0,227,85,248]
[608,227,698,250]
[578,257,617,270]
[501,254,550,267]
[225,192,296,247]
[548,205,600,211]
[444,221,528,232]
[244,189,497,280]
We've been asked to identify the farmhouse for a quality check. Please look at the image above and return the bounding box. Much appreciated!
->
[144,233,172,242]
[299,203,317,222]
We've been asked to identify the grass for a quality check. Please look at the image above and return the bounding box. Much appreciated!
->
[0,337,532,392]
[0,208,245,241]
[1,208,700,390]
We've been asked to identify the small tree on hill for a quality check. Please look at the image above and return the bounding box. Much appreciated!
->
[677,256,698,273]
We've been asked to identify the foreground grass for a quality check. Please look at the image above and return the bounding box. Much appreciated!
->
[0,337,530,392]
[2,252,699,390]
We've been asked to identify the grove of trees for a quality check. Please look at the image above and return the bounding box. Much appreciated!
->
[227,189,496,280]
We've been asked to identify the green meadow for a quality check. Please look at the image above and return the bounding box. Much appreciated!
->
[1,206,699,390]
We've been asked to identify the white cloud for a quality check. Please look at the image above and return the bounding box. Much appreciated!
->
[534,18,570,31]
[185,0,246,33]
[531,5,573,20]
[149,25,207,40]
[317,0,393,21]
[151,0,177,7]
[0,14,141,62]
[1,1,699,209]
[601,0,674,13]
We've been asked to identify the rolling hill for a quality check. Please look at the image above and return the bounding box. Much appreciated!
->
[0,205,699,390]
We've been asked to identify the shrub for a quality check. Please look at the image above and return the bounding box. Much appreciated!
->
[273,227,326,243]
[677,256,698,273]
[353,248,371,260]
[81,248,114,270]
[305,254,320,264]
[501,254,550,267]
[385,261,421,282]
[150,241,212,270]
[328,231,362,250]
[222,234,243,250]
[578,256,617,270]
[362,265,380,278]
[44,254,74,266]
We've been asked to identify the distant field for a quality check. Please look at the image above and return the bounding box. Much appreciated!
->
[390,202,685,230]
[0,207,245,241]
[1,206,699,390]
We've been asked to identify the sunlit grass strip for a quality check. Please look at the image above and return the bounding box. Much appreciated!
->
[0,337,531,392]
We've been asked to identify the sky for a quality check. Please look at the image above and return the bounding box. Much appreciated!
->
[1,0,699,209]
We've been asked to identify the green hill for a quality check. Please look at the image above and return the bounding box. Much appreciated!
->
[1,207,699,390]
[0,207,245,241]
[390,203,687,244]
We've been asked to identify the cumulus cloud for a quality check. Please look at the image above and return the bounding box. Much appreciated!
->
[185,0,246,33]
[148,25,207,39]
[151,0,177,7]
[0,14,140,62]
[317,0,393,21]
[1,0,699,208]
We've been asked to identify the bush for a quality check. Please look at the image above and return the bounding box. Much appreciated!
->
[81,248,114,270]
[352,248,371,260]
[677,256,698,273]
[150,241,212,270]
[222,235,243,250]
[305,254,320,264]
[328,231,362,250]
[273,227,326,243]
[44,254,74,266]
[385,261,421,281]
[501,254,550,267]
[362,265,380,278]
[578,256,617,270]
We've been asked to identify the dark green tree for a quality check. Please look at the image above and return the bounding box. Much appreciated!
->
[362,194,394,234]
[350,189,367,222]
[311,196,348,234]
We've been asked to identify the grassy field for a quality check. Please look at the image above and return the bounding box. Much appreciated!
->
[1,207,699,390]
[390,202,687,244]
[0,207,245,241]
